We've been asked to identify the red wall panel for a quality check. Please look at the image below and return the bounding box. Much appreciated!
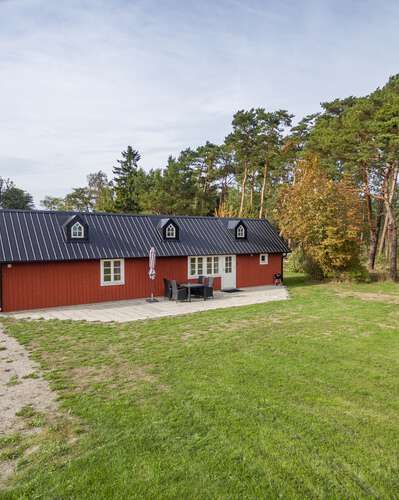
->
[236,253,282,288]
[1,257,188,312]
[1,253,281,312]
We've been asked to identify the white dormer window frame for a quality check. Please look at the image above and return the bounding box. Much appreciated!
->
[165,223,176,239]
[236,225,245,239]
[71,222,85,239]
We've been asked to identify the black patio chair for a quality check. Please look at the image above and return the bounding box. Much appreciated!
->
[163,278,172,300]
[203,276,214,299]
[191,275,208,297]
[170,280,188,302]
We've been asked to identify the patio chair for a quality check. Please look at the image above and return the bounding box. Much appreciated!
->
[163,278,173,300]
[203,276,214,299]
[170,280,188,302]
[191,275,208,297]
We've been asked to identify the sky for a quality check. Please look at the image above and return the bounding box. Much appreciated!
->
[1,0,398,207]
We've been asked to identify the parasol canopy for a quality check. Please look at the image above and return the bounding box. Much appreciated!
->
[148,247,156,280]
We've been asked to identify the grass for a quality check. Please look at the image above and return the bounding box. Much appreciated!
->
[5,375,19,387]
[1,274,399,498]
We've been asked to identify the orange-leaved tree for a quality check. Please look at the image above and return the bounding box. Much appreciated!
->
[278,156,364,277]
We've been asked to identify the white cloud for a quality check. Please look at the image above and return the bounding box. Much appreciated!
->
[0,0,398,205]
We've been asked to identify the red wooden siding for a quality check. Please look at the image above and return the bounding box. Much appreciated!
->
[1,253,281,312]
[1,257,188,312]
[236,254,282,288]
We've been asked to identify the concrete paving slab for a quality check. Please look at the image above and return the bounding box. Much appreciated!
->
[3,286,289,323]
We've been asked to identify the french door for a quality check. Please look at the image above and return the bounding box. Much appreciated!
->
[221,255,236,290]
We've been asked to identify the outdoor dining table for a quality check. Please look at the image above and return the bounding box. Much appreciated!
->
[180,283,206,302]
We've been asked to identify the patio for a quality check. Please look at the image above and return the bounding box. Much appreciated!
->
[4,286,289,323]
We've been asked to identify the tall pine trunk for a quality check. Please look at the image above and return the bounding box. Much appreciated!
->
[388,212,397,280]
[249,174,254,212]
[239,162,248,217]
[384,164,398,281]
[367,197,383,271]
[258,161,268,219]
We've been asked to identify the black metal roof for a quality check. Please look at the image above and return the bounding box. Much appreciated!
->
[0,209,289,263]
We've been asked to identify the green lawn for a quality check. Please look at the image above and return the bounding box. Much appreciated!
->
[2,275,399,498]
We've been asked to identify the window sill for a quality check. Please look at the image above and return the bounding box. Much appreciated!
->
[100,281,125,287]
[189,275,220,279]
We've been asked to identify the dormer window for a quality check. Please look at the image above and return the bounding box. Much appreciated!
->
[236,225,245,239]
[158,218,179,240]
[165,223,176,239]
[227,219,247,240]
[63,215,89,242]
[71,222,84,239]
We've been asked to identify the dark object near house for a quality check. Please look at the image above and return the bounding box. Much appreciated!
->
[192,276,214,299]
[204,276,214,299]
[223,288,243,293]
[273,273,282,285]
[190,276,214,299]
[170,280,188,301]
[180,283,211,302]
[163,278,172,299]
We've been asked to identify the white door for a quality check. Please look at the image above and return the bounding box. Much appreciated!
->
[221,255,236,290]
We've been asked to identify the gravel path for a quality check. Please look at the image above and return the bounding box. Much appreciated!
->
[0,326,57,435]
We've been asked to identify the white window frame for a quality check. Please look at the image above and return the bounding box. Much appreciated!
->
[236,225,245,238]
[188,256,220,278]
[100,259,125,286]
[71,222,85,239]
[259,253,269,265]
[165,224,176,239]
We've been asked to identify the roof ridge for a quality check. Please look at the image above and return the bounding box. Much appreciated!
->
[0,208,269,222]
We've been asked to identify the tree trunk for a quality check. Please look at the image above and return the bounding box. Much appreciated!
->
[239,162,248,217]
[378,175,397,258]
[249,174,254,211]
[367,199,383,271]
[378,214,388,257]
[388,213,397,280]
[384,164,398,281]
[365,192,376,271]
[258,161,268,219]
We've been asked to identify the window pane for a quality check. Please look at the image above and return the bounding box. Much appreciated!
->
[113,261,121,271]
[190,257,196,276]
[197,257,203,275]
[113,272,121,281]
[166,224,175,238]
[72,223,84,238]
[103,261,111,270]
[103,273,111,282]
[213,256,219,274]
[207,257,213,274]
[225,256,232,273]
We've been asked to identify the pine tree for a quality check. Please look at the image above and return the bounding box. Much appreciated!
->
[113,146,143,213]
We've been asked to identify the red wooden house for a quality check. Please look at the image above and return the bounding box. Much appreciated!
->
[0,210,289,312]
